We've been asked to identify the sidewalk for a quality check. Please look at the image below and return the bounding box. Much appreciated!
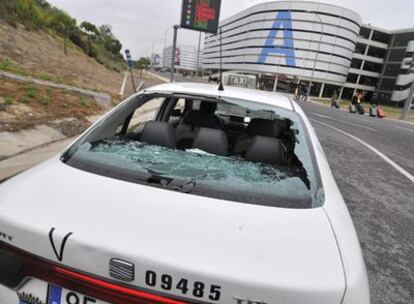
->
[0,137,74,181]
[0,115,102,181]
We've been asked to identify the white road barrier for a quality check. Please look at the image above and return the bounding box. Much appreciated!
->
[119,71,128,96]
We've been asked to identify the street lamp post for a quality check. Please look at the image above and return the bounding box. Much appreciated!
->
[196,32,202,78]
[170,25,179,82]
[306,13,324,101]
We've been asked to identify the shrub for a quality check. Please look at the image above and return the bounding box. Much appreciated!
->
[24,84,37,98]
[79,96,89,107]
[19,96,32,103]
[4,96,15,105]
[38,96,51,105]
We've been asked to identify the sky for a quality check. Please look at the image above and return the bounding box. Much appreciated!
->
[48,0,414,59]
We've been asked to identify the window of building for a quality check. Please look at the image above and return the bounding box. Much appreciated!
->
[346,73,358,84]
[371,31,390,44]
[359,76,379,87]
[363,61,382,73]
[383,64,401,77]
[392,32,414,47]
[388,48,407,62]
[309,82,322,97]
[351,59,363,69]
[379,78,396,91]
[322,84,341,98]
[367,46,386,59]
[355,43,367,55]
[377,92,392,105]
[359,27,371,39]
[341,88,355,101]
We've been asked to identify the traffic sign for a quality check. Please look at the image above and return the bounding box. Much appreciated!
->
[180,0,221,34]
[125,49,133,69]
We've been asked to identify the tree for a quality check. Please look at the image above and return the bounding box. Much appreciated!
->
[135,57,151,76]
[99,24,114,41]
[48,10,76,55]
[80,21,100,57]
[80,21,99,38]
[104,38,122,55]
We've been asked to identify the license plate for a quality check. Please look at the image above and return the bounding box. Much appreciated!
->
[47,284,108,304]
[17,279,109,304]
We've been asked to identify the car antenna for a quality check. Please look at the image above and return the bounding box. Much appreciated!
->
[218,28,224,91]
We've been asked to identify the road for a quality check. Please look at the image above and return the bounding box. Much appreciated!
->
[298,101,414,304]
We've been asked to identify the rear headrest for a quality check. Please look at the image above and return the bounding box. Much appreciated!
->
[193,128,228,156]
[182,110,220,129]
[140,121,176,149]
[245,136,287,165]
[199,101,217,115]
[183,110,204,125]
[247,118,284,137]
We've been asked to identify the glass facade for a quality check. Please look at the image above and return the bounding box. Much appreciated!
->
[367,46,386,59]
[392,32,414,47]
[363,61,382,73]
[379,78,396,91]
[372,31,390,44]
[346,73,358,84]
[355,43,367,55]
[383,64,401,77]
[351,59,363,69]
[341,88,355,100]
[359,27,371,39]
[359,75,379,87]
[388,48,407,62]
[322,84,341,98]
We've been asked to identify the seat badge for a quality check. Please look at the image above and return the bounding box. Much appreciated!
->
[109,258,135,282]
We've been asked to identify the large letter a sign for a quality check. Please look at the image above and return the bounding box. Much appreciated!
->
[257,11,296,66]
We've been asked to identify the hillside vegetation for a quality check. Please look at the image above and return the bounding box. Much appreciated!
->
[0,0,125,72]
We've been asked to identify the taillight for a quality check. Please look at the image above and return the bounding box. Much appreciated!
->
[0,241,187,304]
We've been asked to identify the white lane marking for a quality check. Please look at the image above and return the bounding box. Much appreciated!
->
[393,125,414,134]
[119,71,128,96]
[310,118,414,184]
[309,113,378,131]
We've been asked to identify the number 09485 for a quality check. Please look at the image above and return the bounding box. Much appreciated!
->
[144,270,221,301]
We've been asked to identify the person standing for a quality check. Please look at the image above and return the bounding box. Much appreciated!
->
[331,90,339,108]
[356,91,365,115]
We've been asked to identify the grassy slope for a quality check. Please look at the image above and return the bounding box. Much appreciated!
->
[0,21,125,96]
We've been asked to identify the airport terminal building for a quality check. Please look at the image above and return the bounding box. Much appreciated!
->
[202,1,414,106]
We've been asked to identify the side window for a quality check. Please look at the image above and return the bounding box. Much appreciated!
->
[127,97,165,132]
[174,98,186,113]
[169,98,186,122]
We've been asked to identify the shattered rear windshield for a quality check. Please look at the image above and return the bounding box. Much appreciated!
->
[63,93,324,209]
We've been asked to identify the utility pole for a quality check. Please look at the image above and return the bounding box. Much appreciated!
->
[170,25,179,83]
[196,32,202,78]
[400,53,414,120]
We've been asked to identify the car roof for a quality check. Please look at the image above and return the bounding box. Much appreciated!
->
[145,82,294,111]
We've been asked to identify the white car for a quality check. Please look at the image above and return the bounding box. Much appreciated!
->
[0,83,370,304]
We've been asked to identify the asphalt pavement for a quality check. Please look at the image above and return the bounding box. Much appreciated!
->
[298,101,414,304]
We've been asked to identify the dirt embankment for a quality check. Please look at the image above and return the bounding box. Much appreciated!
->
[0,78,102,133]
[0,21,124,96]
